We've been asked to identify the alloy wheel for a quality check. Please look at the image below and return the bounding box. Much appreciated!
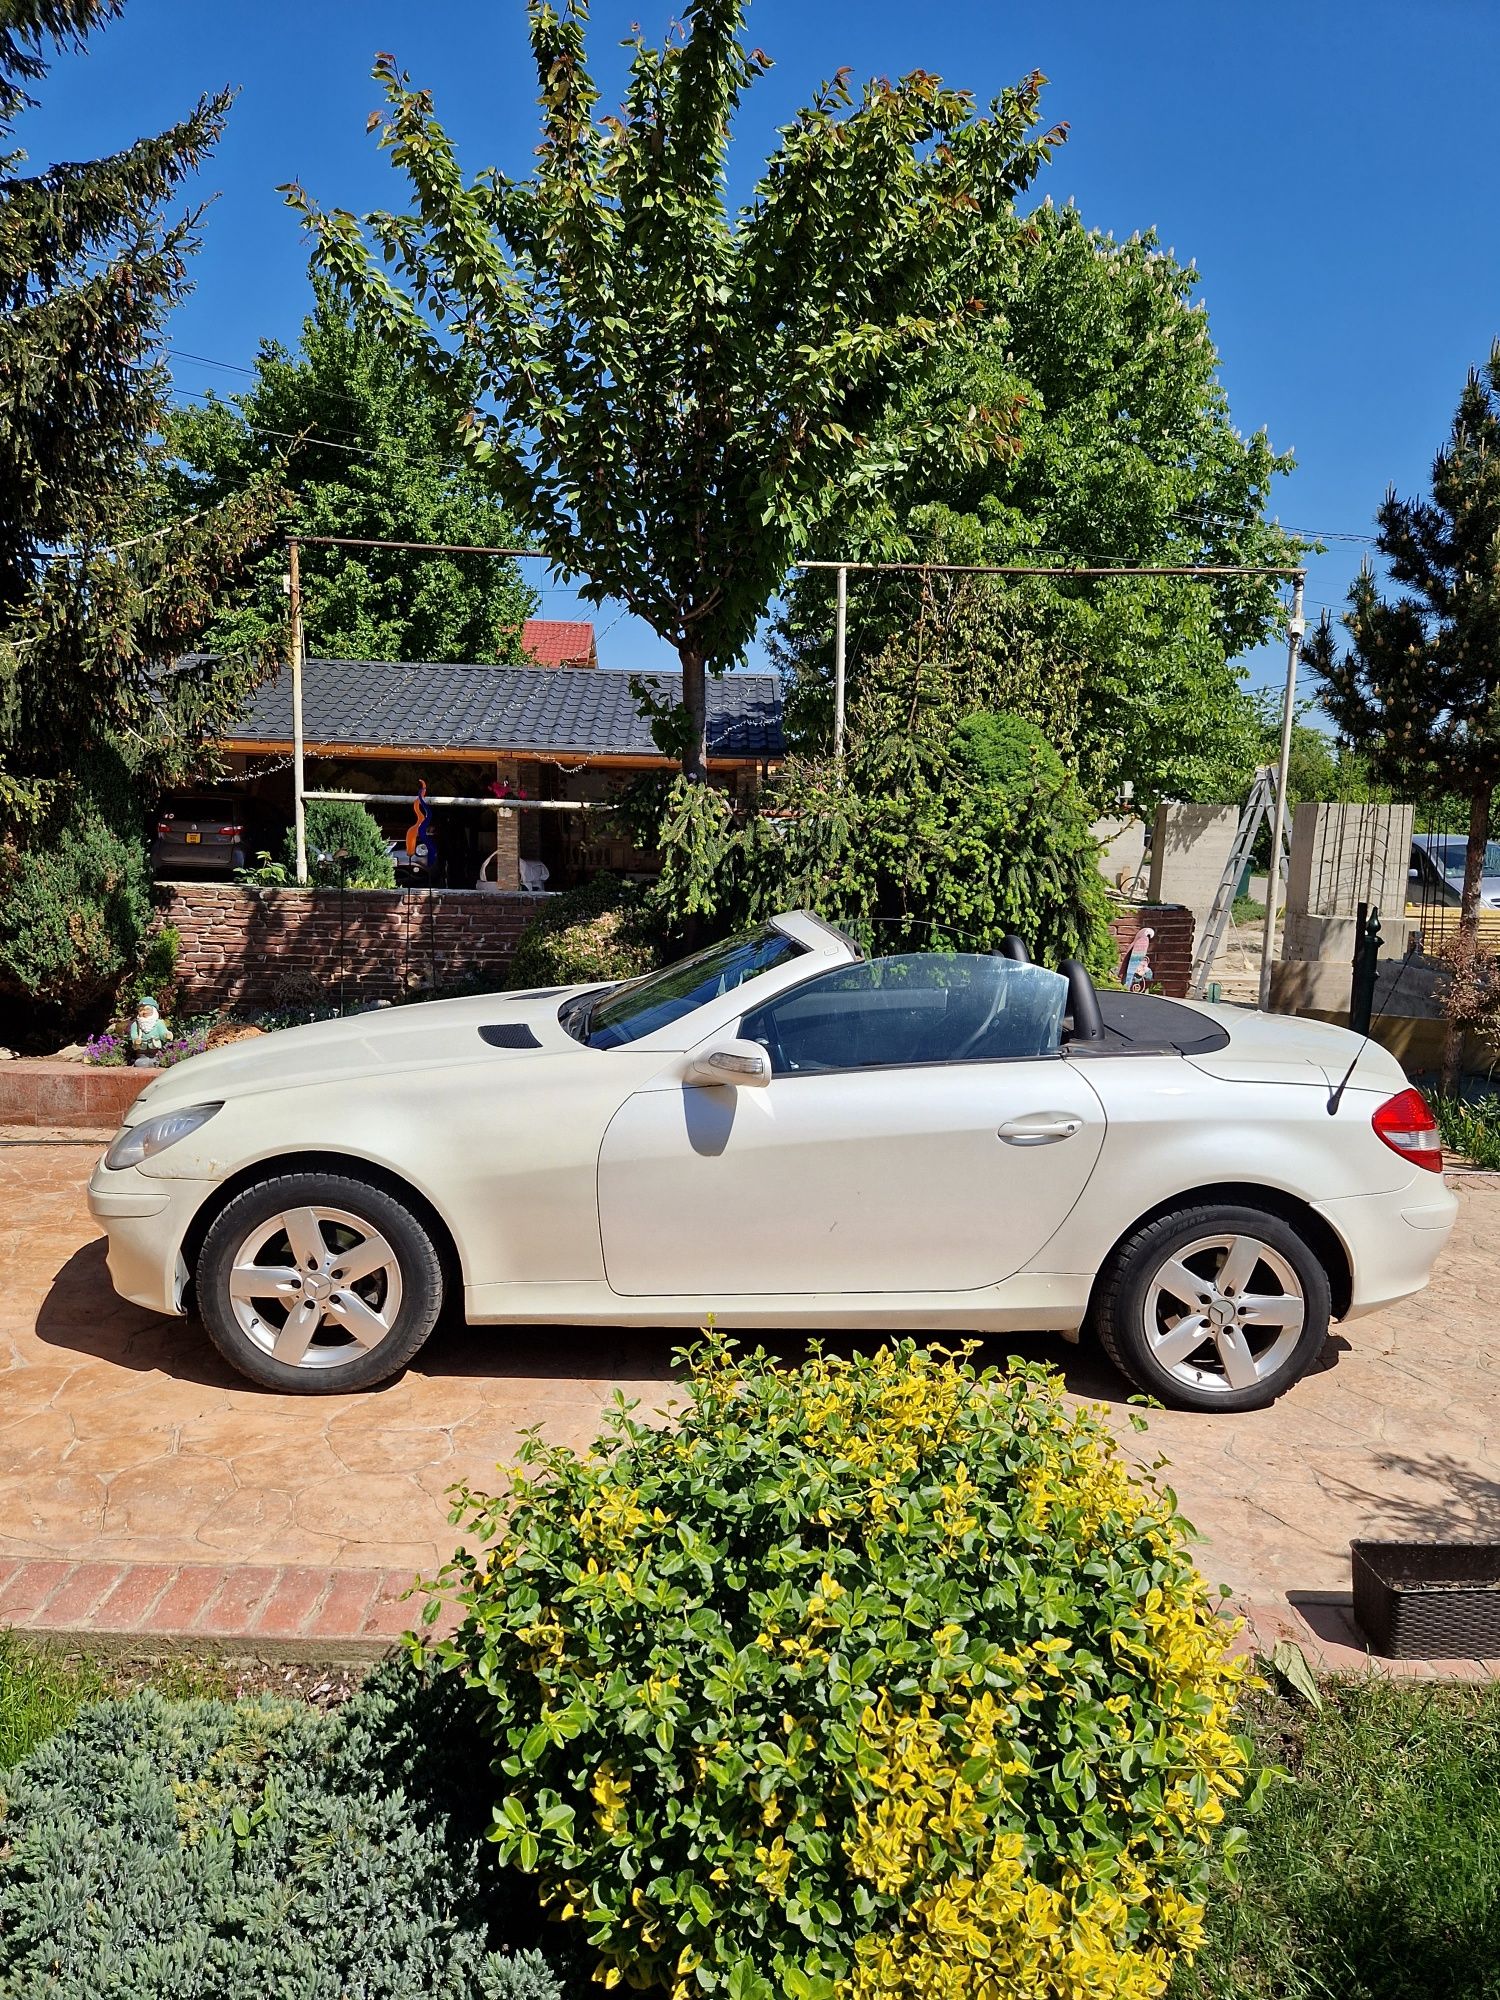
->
[226,1204,404,1369]
[1142,1231,1306,1397]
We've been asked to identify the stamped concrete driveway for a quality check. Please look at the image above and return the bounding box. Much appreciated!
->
[2,1131,1497,1615]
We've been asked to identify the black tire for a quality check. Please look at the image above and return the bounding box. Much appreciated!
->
[196,1171,444,1394]
[1093,1202,1331,1413]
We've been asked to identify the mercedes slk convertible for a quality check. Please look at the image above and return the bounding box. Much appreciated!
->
[88,912,1456,1410]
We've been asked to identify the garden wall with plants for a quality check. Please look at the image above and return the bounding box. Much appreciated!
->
[157,883,538,1007]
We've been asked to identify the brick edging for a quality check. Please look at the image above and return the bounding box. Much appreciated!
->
[0,1556,453,1661]
[4,1556,1495,1681]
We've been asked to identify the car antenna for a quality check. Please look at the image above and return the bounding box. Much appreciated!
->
[1326,938,1420,1116]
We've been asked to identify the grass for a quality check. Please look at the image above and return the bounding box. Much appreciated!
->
[1176,1678,1500,2000]
[1427,1088,1500,1169]
[1231,893,1267,925]
[0,1630,233,1770]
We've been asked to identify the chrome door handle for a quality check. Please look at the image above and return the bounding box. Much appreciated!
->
[997,1113,1083,1145]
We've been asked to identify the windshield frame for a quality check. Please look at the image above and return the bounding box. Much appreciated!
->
[559,922,811,1051]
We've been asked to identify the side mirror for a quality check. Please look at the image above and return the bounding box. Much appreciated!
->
[685,1038,772,1088]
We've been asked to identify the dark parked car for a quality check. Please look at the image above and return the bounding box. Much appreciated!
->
[151,795,262,877]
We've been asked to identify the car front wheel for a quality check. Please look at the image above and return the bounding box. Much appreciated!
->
[196,1171,444,1394]
[1093,1202,1331,1412]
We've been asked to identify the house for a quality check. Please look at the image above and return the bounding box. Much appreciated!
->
[520,617,598,668]
[211,627,784,891]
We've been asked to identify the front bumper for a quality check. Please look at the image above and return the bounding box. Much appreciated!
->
[87,1159,214,1316]
[1316,1171,1461,1320]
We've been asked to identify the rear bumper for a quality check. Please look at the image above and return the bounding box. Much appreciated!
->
[1316,1173,1460,1320]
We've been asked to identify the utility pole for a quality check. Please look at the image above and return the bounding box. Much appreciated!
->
[288,537,308,886]
[833,564,848,760]
[1259,572,1306,1010]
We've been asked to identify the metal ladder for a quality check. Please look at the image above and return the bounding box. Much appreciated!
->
[1189,766,1291,998]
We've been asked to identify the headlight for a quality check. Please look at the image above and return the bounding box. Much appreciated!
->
[104,1102,223,1172]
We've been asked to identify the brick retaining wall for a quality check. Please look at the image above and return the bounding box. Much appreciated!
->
[158,883,539,1008]
[0,1058,151,1128]
[1107,904,1195,999]
[158,884,1197,1010]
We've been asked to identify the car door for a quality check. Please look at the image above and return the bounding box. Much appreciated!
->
[596,955,1108,1297]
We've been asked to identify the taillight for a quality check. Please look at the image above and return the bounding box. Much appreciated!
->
[218,825,242,837]
[155,821,170,836]
[1371,1088,1444,1172]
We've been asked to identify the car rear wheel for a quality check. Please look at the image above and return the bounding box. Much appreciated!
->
[1093,1202,1331,1412]
[196,1172,444,1394]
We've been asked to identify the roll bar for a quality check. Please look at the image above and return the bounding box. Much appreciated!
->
[1058,958,1104,1042]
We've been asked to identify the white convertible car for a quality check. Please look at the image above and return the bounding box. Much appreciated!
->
[88,912,1456,1410]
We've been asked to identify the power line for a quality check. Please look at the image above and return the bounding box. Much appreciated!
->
[168,347,258,377]
[163,353,1384,549]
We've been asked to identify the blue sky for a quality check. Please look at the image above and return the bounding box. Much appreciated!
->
[30,0,1500,693]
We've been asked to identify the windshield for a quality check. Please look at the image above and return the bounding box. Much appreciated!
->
[1423,838,1500,879]
[562,923,806,1049]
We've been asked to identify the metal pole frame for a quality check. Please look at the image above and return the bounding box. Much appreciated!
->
[288,539,308,886]
[833,564,848,760]
[1259,574,1306,1010]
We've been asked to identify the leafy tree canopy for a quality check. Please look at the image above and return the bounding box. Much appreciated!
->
[1304,343,1500,1087]
[287,0,1064,775]
[776,203,1302,810]
[0,0,284,822]
[158,282,538,665]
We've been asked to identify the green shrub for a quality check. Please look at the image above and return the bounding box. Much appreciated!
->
[283,798,396,888]
[1427,1089,1500,1169]
[425,1341,1253,2000]
[0,801,150,1012]
[0,1664,564,2000]
[507,873,660,990]
[725,711,1115,976]
[134,923,181,1002]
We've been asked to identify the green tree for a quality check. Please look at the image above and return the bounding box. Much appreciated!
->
[160,283,538,665]
[776,204,1300,809]
[1305,345,1500,1091]
[291,799,395,888]
[0,0,283,1024]
[286,0,1064,778]
[0,0,282,818]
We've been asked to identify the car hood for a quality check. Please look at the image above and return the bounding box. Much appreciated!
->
[1179,998,1408,1091]
[122,986,589,1119]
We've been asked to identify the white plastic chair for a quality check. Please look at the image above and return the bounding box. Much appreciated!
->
[478,852,551,893]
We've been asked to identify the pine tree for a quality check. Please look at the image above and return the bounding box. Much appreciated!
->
[1305,345,1500,1090]
[0,0,284,821]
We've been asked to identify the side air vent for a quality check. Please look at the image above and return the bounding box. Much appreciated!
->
[478,1024,542,1050]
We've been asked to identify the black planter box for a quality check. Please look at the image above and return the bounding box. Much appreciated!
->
[1351,1541,1500,1660]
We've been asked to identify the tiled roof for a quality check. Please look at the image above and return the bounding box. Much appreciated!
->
[521,618,595,667]
[222,658,784,760]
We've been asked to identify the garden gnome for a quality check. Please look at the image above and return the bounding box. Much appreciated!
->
[128,995,171,1066]
[1119,927,1155,992]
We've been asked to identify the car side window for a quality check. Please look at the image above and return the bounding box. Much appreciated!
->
[739,955,1069,1075]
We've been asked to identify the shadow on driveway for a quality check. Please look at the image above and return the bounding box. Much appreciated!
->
[35,1236,1142,1406]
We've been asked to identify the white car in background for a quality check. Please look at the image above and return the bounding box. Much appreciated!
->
[88,912,1456,1411]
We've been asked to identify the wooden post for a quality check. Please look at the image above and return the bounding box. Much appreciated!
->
[289,538,308,886]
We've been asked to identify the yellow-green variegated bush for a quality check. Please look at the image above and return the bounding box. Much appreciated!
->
[423,1342,1256,2000]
